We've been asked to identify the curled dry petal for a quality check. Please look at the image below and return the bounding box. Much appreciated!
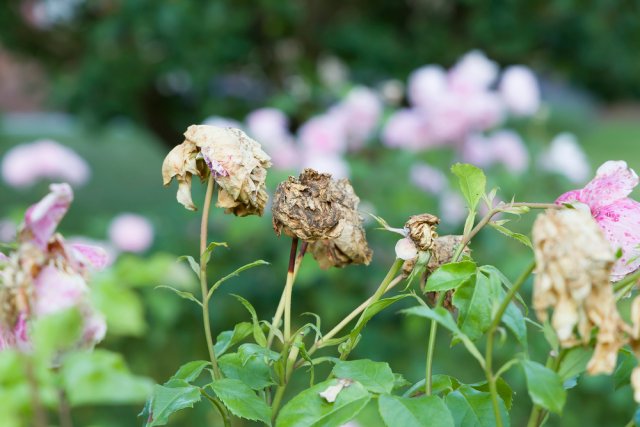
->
[319,378,353,403]
[632,367,640,403]
[405,213,439,252]
[395,238,418,261]
[161,140,202,211]
[22,183,73,249]
[532,208,625,374]
[184,125,272,216]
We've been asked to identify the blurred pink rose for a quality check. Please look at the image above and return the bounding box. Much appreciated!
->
[499,65,541,117]
[108,213,154,253]
[382,109,432,150]
[440,190,467,226]
[2,139,90,188]
[490,130,529,174]
[539,133,591,183]
[409,163,448,195]
[34,265,88,316]
[246,108,299,169]
[462,133,494,168]
[463,92,505,131]
[24,182,73,249]
[338,86,383,148]
[298,113,348,156]
[0,219,17,243]
[408,65,448,109]
[448,50,498,93]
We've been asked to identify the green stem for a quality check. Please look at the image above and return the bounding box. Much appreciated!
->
[272,335,303,421]
[200,389,231,427]
[614,268,640,296]
[425,311,439,395]
[486,261,535,427]
[25,356,47,427]
[199,176,222,380]
[526,350,566,427]
[284,237,299,343]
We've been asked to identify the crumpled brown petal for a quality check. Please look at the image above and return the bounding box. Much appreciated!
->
[161,140,203,211]
[272,169,372,269]
[405,214,439,252]
[532,208,624,374]
[184,126,272,216]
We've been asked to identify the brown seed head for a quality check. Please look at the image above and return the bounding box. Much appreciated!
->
[405,213,440,252]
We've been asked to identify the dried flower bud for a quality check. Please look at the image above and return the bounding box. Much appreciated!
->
[272,169,343,240]
[402,235,467,279]
[162,125,272,215]
[405,213,439,252]
[532,208,623,374]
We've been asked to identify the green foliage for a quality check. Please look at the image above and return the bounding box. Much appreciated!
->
[142,380,201,427]
[32,309,83,358]
[276,379,371,427]
[445,385,510,427]
[218,353,275,390]
[378,394,454,427]
[425,261,477,292]
[232,295,268,347]
[452,273,492,342]
[521,360,567,414]
[169,360,210,383]
[451,163,486,214]
[209,378,272,425]
[213,322,254,357]
[332,360,396,394]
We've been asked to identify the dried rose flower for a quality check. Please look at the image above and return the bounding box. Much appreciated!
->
[162,125,272,216]
[405,213,439,252]
[532,208,624,374]
[272,169,372,268]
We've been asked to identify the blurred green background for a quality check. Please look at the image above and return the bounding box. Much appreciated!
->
[1,1,639,426]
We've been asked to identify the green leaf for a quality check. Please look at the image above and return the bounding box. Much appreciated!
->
[346,295,411,349]
[431,375,461,395]
[488,222,533,249]
[521,360,566,414]
[219,353,275,390]
[276,379,371,427]
[169,360,210,383]
[231,294,267,347]
[614,350,636,390]
[469,378,514,410]
[425,261,476,292]
[143,380,201,426]
[208,260,269,300]
[237,343,280,365]
[333,359,395,394]
[453,272,492,342]
[32,308,83,358]
[177,255,200,279]
[541,320,559,352]
[445,385,509,427]
[209,378,271,425]
[62,350,153,406]
[483,269,527,346]
[93,279,146,336]
[451,163,486,213]
[402,306,485,368]
[201,241,228,266]
[213,322,253,357]
[557,347,592,383]
[379,394,454,427]
[155,285,202,307]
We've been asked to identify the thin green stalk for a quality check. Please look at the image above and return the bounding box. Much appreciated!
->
[614,268,640,296]
[425,292,446,396]
[58,388,73,427]
[284,237,299,342]
[25,357,47,427]
[272,335,303,421]
[486,261,536,427]
[200,389,231,427]
[199,176,222,380]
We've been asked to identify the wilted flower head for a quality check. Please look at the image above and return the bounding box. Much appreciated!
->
[108,213,154,253]
[556,160,640,280]
[1,183,107,352]
[532,208,623,374]
[272,169,372,268]
[1,139,90,188]
[405,214,439,252]
[162,125,272,216]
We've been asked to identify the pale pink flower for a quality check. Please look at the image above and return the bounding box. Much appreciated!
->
[108,213,154,253]
[246,108,291,146]
[0,314,28,351]
[462,133,495,168]
[439,191,467,226]
[463,92,505,131]
[408,65,448,109]
[23,182,73,249]
[298,113,347,156]
[489,130,529,174]
[540,133,591,183]
[448,50,498,93]
[0,219,17,243]
[499,65,541,117]
[382,109,432,150]
[34,265,88,316]
[338,86,383,148]
[556,161,640,280]
[409,163,448,195]
[2,140,90,188]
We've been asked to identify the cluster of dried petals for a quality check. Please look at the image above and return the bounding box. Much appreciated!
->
[405,214,439,252]
[532,208,624,374]
[272,169,372,268]
[162,125,272,216]
[0,183,107,352]
[402,235,467,278]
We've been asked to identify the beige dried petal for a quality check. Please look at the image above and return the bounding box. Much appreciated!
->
[161,140,203,211]
[319,378,353,403]
[184,125,272,216]
[632,367,640,402]
[405,213,439,252]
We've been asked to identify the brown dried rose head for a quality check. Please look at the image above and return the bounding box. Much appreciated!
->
[532,208,624,374]
[272,169,343,241]
[401,235,467,279]
[405,213,440,252]
[162,125,272,216]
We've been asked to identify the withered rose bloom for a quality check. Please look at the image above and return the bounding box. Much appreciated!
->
[532,208,624,374]
[272,169,372,269]
[162,125,272,216]
[405,214,439,252]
